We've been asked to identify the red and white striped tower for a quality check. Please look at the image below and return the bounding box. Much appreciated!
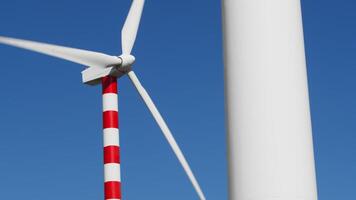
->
[102,76,121,200]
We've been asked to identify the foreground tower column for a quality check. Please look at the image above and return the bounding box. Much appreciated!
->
[222,0,318,200]
[102,76,121,200]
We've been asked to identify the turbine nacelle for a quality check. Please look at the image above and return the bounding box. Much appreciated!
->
[82,54,135,85]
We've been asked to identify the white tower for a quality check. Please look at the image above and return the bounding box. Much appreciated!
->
[222,1,318,200]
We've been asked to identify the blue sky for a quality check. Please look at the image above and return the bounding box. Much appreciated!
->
[0,0,355,199]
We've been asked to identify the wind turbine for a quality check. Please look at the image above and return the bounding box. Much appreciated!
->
[0,0,206,199]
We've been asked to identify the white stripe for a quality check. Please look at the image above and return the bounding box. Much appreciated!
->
[106,199,120,200]
[103,128,119,147]
[104,163,121,182]
[103,93,118,112]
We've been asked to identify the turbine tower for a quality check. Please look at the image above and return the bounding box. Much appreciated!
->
[222,0,318,199]
[0,0,206,199]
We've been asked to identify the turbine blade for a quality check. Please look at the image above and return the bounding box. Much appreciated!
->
[127,71,206,200]
[121,0,145,54]
[0,36,121,68]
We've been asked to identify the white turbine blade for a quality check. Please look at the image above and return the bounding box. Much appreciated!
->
[0,36,121,68]
[127,71,206,200]
[121,0,145,54]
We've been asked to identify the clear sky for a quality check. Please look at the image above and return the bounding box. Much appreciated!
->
[0,0,354,199]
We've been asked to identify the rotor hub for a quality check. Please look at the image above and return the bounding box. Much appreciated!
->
[118,54,135,68]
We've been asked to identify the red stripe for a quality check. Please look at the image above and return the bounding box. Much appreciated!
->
[104,146,120,164]
[105,181,121,199]
[103,111,119,128]
[102,76,118,94]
